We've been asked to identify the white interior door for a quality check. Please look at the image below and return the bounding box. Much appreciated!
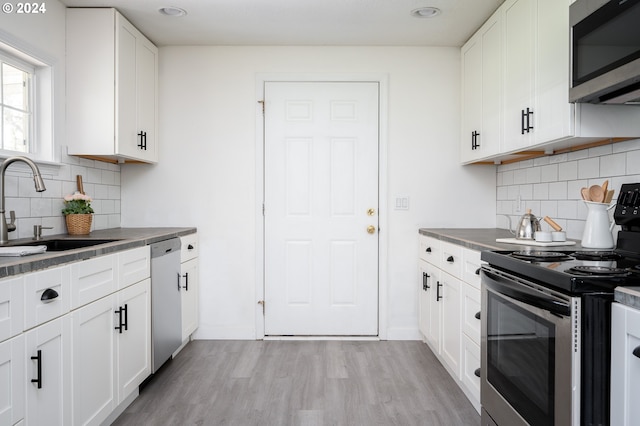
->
[264,81,379,336]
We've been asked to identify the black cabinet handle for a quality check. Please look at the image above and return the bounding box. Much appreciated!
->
[177,272,181,291]
[31,350,42,389]
[123,304,128,331]
[436,281,443,301]
[137,131,147,150]
[521,109,526,134]
[474,368,481,378]
[446,255,454,263]
[471,131,480,150]
[422,272,430,291]
[633,346,640,359]
[40,288,58,302]
[115,306,124,333]
[182,273,189,291]
[188,244,194,250]
[426,247,432,253]
[475,311,481,320]
[475,268,481,275]
[526,108,534,133]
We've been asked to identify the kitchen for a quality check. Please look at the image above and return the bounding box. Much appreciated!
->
[0,0,640,424]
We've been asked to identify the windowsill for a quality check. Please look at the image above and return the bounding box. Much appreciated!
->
[0,154,63,176]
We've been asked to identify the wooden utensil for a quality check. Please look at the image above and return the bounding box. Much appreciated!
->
[76,175,84,195]
[601,179,609,195]
[604,189,615,203]
[588,184,605,203]
[581,187,591,201]
[543,216,563,232]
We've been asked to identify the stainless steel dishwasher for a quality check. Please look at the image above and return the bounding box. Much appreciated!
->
[150,238,182,373]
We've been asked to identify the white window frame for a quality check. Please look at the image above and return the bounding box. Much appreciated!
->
[0,51,36,154]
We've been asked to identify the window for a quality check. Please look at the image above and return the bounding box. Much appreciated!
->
[1,55,33,153]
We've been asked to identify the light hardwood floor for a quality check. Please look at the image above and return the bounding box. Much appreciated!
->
[113,340,480,426]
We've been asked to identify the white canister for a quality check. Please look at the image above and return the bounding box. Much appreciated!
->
[581,201,615,249]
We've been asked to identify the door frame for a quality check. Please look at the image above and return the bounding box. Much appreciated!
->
[255,73,389,339]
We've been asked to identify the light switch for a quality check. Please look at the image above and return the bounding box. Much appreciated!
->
[395,195,410,210]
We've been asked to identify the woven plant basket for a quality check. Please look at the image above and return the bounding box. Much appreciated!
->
[65,214,92,235]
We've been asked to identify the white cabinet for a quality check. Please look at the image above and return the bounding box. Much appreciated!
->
[0,276,24,342]
[417,234,482,413]
[462,0,640,164]
[611,302,640,426]
[0,334,25,426]
[24,315,72,426]
[66,8,158,164]
[71,278,151,426]
[460,12,502,163]
[179,234,199,343]
[70,253,117,310]
[24,265,70,330]
[70,247,151,426]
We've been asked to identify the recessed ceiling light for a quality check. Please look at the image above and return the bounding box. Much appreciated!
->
[410,7,442,18]
[158,6,187,17]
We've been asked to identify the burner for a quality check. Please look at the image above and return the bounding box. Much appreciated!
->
[572,251,622,261]
[511,251,573,261]
[566,265,631,277]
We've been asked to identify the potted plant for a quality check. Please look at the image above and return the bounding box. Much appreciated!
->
[62,192,94,235]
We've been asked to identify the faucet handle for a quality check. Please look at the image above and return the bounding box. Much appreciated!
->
[7,211,15,232]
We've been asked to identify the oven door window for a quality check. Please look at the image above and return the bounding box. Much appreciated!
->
[487,291,555,425]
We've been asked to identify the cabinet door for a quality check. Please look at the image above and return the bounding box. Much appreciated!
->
[180,259,199,341]
[461,334,481,408]
[461,282,481,345]
[533,0,573,144]
[0,276,24,342]
[116,279,151,404]
[611,303,640,426]
[116,15,138,160]
[440,272,461,377]
[0,334,25,425]
[71,295,116,426]
[426,265,442,353]
[118,246,150,290]
[136,36,158,162]
[461,34,482,164]
[25,316,71,426]
[502,0,535,152]
[418,260,431,339]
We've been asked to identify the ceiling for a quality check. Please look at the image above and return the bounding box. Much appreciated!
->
[59,0,505,47]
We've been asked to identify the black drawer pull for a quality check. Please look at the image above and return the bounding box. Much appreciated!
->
[446,256,454,263]
[115,306,125,333]
[475,311,481,320]
[422,272,430,291]
[475,268,481,275]
[426,247,432,253]
[40,288,58,302]
[474,368,481,378]
[633,346,640,359]
[188,244,194,250]
[31,350,42,389]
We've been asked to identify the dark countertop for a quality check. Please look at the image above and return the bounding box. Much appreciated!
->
[0,227,196,278]
[418,228,582,252]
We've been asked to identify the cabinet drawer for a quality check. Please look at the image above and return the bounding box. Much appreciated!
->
[461,334,480,403]
[461,282,481,345]
[462,248,483,289]
[419,235,440,264]
[0,276,24,342]
[25,265,71,329]
[118,246,150,289]
[440,241,463,279]
[70,254,117,309]
[180,233,198,263]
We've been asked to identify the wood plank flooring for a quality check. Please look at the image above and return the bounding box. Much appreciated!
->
[112,340,480,426]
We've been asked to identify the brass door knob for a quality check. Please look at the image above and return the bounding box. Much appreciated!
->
[367,208,376,216]
[367,225,376,234]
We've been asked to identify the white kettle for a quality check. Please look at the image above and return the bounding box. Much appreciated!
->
[581,201,616,249]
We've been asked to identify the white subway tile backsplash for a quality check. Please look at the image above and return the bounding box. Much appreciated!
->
[496,139,640,241]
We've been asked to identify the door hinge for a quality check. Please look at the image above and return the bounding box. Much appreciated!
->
[258,100,265,115]
[262,203,265,216]
[258,300,265,315]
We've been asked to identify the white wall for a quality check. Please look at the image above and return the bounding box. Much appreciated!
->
[121,46,497,340]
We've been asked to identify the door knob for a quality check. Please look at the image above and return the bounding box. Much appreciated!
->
[367,225,376,234]
[367,208,376,216]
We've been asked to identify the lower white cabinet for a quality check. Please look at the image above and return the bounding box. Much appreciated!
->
[611,302,640,426]
[0,334,25,426]
[417,233,482,413]
[24,315,72,426]
[71,278,151,426]
[180,259,199,341]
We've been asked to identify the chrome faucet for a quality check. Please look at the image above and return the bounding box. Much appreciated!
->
[0,156,46,244]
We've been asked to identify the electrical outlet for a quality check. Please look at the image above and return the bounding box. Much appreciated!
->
[395,196,410,210]
[515,194,522,213]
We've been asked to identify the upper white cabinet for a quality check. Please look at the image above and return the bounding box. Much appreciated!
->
[460,12,502,163]
[67,8,158,164]
[461,0,640,164]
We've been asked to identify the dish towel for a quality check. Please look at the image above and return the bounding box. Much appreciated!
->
[0,245,47,256]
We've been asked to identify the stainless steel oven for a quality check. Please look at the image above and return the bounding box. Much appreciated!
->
[481,266,579,426]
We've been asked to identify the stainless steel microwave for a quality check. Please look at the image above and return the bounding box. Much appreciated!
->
[570,0,640,104]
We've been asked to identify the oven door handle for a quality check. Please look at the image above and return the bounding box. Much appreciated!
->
[483,269,571,317]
